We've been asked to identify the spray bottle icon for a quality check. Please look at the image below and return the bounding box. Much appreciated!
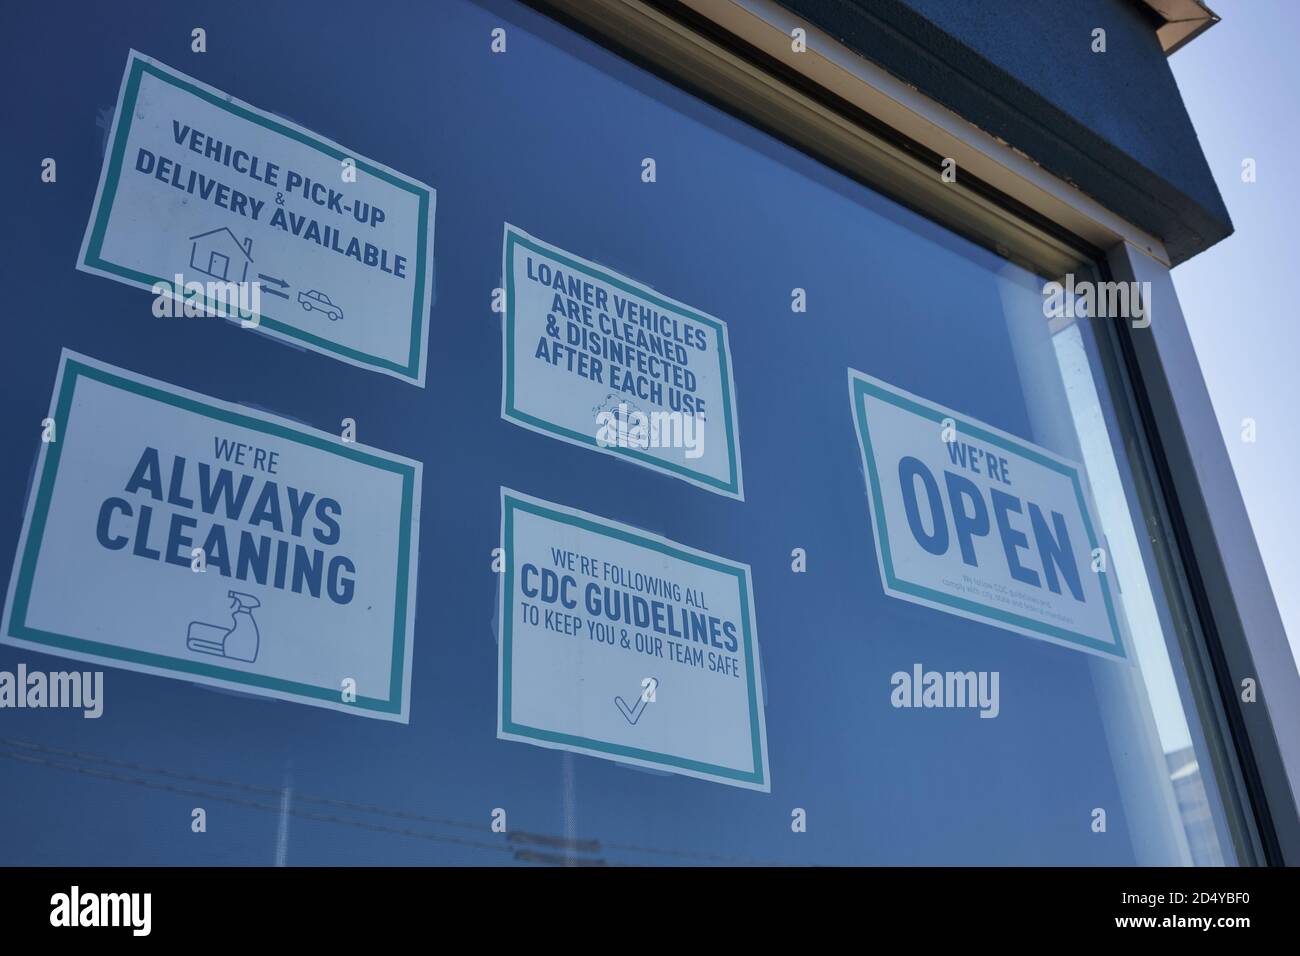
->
[186,591,262,663]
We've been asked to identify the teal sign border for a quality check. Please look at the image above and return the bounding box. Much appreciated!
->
[849,371,1127,659]
[499,490,767,787]
[81,53,432,383]
[502,227,743,499]
[6,356,418,717]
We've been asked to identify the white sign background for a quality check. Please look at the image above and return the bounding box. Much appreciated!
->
[502,225,743,499]
[498,489,769,790]
[2,351,421,720]
[79,51,436,385]
[848,369,1127,660]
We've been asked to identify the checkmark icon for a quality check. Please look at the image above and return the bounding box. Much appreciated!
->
[615,678,657,725]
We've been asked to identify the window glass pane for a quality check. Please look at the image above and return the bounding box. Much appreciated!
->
[0,0,1245,865]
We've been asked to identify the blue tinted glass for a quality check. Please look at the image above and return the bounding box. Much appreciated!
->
[0,0,1238,865]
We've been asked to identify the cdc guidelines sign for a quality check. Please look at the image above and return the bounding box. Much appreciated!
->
[497,489,769,791]
[1,351,421,721]
[848,370,1127,661]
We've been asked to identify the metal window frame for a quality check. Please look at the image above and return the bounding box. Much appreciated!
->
[525,0,1300,863]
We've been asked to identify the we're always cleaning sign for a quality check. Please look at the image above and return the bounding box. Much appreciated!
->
[79,51,436,385]
[1,351,421,720]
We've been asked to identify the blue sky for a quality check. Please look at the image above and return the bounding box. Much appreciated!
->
[1168,0,1300,674]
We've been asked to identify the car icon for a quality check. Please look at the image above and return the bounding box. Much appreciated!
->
[297,289,343,321]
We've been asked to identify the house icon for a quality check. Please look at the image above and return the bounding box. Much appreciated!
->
[189,227,253,282]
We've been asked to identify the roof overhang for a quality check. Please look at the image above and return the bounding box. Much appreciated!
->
[1139,0,1221,55]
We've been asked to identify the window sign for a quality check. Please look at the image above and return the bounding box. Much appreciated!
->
[498,488,769,790]
[501,225,743,498]
[79,51,436,385]
[2,351,421,720]
[848,369,1127,660]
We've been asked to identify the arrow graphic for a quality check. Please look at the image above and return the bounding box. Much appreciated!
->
[257,273,289,298]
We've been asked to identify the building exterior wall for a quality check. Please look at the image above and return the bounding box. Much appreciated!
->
[776,0,1231,262]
